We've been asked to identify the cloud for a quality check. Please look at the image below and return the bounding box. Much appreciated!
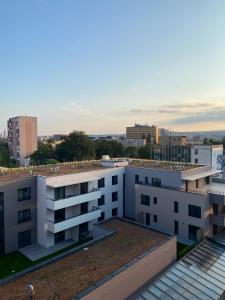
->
[174,109,225,124]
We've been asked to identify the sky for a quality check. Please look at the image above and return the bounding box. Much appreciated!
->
[1,0,225,135]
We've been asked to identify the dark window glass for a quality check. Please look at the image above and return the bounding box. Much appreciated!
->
[145,177,149,184]
[152,178,161,187]
[205,176,210,184]
[112,191,118,202]
[195,158,198,164]
[98,178,105,188]
[18,230,31,248]
[55,208,65,223]
[0,193,4,253]
[98,195,105,206]
[174,201,178,213]
[146,213,150,226]
[196,180,199,189]
[141,194,150,206]
[79,222,88,234]
[54,187,65,200]
[81,202,88,214]
[18,209,31,224]
[189,205,201,219]
[54,230,65,244]
[153,215,157,223]
[112,207,118,216]
[98,212,105,222]
[174,220,179,235]
[112,175,118,185]
[135,175,139,184]
[188,225,200,241]
[18,187,31,201]
[153,197,157,204]
[80,182,88,194]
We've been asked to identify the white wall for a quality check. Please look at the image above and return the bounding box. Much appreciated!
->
[191,145,223,170]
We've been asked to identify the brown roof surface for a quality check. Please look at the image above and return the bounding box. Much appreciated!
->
[0,219,167,300]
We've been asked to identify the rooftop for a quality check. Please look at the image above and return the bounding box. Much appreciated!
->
[0,159,205,181]
[0,219,168,300]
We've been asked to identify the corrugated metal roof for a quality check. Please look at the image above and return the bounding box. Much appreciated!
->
[132,239,225,300]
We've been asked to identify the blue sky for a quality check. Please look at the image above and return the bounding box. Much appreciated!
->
[1,0,225,135]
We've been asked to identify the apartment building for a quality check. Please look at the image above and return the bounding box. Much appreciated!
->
[1,157,225,254]
[7,116,37,166]
[158,135,188,146]
[126,124,158,144]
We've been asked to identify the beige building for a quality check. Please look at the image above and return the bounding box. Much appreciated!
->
[126,124,158,144]
[159,135,188,146]
[8,116,37,166]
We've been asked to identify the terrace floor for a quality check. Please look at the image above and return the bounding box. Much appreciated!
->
[0,219,167,300]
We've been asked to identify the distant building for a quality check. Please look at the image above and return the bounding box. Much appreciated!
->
[124,138,146,148]
[126,124,158,144]
[7,116,37,166]
[159,135,188,146]
[159,128,170,136]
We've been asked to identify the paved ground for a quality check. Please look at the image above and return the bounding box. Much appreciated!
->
[0,219,166,300]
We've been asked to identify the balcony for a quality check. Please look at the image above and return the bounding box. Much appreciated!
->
[209,192,225,205]
[210,214,225,227]
[46,207,101,233]
[46,189,101,210]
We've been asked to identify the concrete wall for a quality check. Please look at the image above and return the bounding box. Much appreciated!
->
[135,184,212,244]
[0,176,37,253]
[81,236,176,300]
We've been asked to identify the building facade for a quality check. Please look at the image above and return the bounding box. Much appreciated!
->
[1,158,225,254]
[126,124,158,144]
[158,135,188,146]
[8,116,38,166]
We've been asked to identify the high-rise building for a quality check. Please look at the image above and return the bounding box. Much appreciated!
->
[7,116,37,166]
[126,124,158,144]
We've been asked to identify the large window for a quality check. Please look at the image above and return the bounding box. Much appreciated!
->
[18,230,31,248]
[18,187,31,201]
[174,201,179,213]
[141,194,150,206]
[54,230,65,244]
[98,212,105,222]
[112,191,118,202]
[188,225,200,241]
[112,207,118,216]
[98,178,105,188]
[189,205,201,219]
[54,208,65,223]
[112,175,118,185]
[54,187,65,200]
[0,193,4,253]
[98,195,105,206]
[18,209,31,224]
[152,178,161,187]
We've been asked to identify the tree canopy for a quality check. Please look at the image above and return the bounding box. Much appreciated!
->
[95,140,124,159]
[30,142,56,165]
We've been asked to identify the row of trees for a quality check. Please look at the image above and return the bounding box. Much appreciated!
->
[0,142,11,167]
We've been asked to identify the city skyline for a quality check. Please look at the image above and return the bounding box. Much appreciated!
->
[1,1,225,134]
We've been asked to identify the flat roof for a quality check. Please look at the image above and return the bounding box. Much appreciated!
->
[0,159,203,181]
[182,169,222,181]
[133,239,225,300]
[0,219,168,300]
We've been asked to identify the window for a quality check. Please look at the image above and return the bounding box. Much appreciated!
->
[195,149,198,155]
[98,212,105,222]
[135,175,139,184]
[174,220,179,235]
[174,201,178,213]
[55,208,65,223]
[98,195,105,206]
[152,178,161,187]
[195,158,198,164]
[79,222,88,234]
[205,176,210,184]
[112,208,118,216]
[0,193,4,254]
[98,178,105,188]
[112,175,118,185]
[145,177,149,184]
[18,230,31,248]
[188,225,200,241]
[189,205,201,219]
[112,192,118,202]
[153,215,157,223]
[141,194,150,206]
[54,230,65,244]
[18,209,31,224]
[18,187,31,201]
[153,197,157,204]
[54,187,65,200]
[196,180,199,189]
[80,182,88,194]
[146,213,150,226]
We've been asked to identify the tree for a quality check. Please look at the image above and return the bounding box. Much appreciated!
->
[30,142,56,165]
[95,140,124,159]
[124,146,138,158]
[0,142,10,167]
[138,144,153,159]
[55,131,95,162]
